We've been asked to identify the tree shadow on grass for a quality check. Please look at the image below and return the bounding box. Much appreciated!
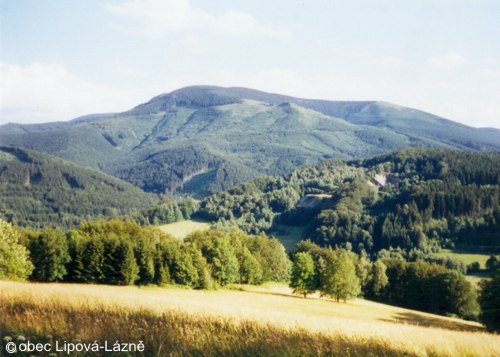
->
[379,311,483,332]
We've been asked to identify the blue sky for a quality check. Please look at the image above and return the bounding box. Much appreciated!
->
[1,0,499,128]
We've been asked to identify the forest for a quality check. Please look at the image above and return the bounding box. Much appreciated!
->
[1,148,500,331]
[197,149,500,258]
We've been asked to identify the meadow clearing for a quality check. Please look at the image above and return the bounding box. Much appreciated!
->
[1,280,499,356]
[157,220,211,239]
[435,249,492,268]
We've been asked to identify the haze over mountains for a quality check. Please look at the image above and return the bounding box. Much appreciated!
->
[1,86,499,198]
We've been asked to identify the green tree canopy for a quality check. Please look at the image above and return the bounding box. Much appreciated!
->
[479,270,500,331]
[366,260,389,297]
[26,228,70,282]
[320,249,361,302]
[290,252,316,298]
[0,220,33,280]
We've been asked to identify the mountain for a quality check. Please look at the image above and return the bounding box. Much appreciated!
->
[0,147,156,228]
[1,86,499,197]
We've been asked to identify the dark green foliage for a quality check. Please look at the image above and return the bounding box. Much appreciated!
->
[479,270,500,331]
[438,270,479,320]
[66,231,86,282]
[290,241,365,302]
[467,262,481,274]
[65,219,170,285]
[116,242,139,285]
[201,148,500,261]
[201,236,239,286]
[82,237,106,283]
[25,228,70,282]
[135,240,156,285]
[290,252,316,298]
[486,255,499,271]
[378,259,479,320]
[0,147,156,229]
[133,197,199,226]
[199,161,360,235]
[153,250,171,286]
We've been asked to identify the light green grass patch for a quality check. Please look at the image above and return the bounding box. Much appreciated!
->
[465,274,489,287]
[268,224,304,251]
[435,249,492,268]
[158,220,211,239]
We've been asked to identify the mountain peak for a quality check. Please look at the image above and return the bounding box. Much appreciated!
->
[1,85,499,199]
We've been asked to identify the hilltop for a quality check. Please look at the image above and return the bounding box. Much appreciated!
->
[1,86,499,197]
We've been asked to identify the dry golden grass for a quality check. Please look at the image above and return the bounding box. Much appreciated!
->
[157,220,211,239]
[1,280,499,356]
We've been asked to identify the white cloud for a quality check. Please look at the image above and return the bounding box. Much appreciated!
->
[105,0,288,38]
[427,53,467,71]
[0,63,136,124]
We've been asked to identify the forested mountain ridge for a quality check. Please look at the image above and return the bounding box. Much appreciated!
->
[1,86,498,197]
[198,148,500,257]
[0,147,156,228]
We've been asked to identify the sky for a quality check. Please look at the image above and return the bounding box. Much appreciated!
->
[1,0,500,128]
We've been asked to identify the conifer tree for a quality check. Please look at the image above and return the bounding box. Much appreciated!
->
[28,228,70,282]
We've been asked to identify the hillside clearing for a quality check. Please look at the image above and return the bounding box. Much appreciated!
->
[1,281,498,356]
[158,219,211,239]
[435,249,492,268]
[267,224,304,250]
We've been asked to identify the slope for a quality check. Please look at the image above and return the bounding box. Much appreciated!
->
[1,86,498,197]
[0,147,156,228]
[198,148,500,254]
[2,280,499,356]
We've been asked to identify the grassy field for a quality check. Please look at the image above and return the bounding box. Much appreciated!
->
[465,273,489,286]
[1,281,499,356]
[435,249,492,268]
[158,219,211,239]
[267,224,304,251]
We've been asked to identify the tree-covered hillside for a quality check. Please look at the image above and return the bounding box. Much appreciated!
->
[0,147,156,229]
[198,148,500,257]
[1,86,499,197]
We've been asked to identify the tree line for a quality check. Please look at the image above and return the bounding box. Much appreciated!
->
[289,240,479,320]
[1,218,499,331]
[2,218,290,289]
